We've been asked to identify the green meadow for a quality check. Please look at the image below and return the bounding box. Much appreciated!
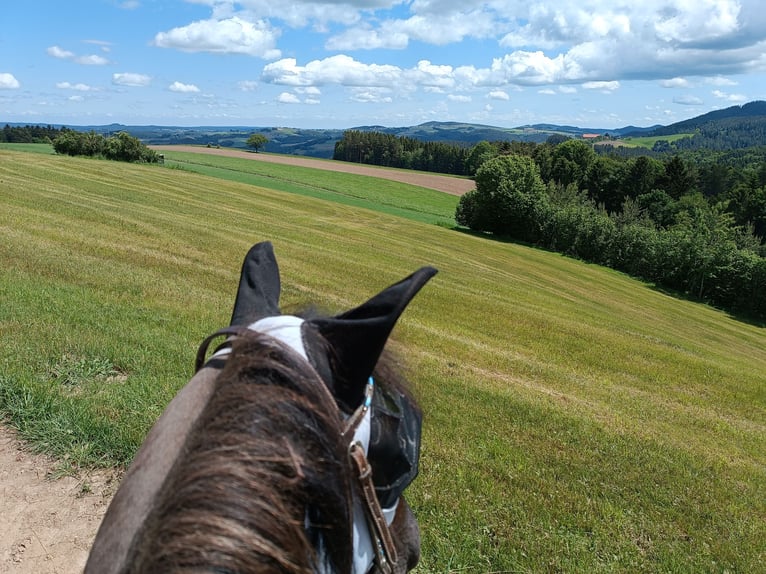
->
[617,133,695,149]
[1,147,764,572]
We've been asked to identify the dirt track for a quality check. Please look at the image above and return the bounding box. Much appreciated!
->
[0,427,118,573]
[151,145,476,196]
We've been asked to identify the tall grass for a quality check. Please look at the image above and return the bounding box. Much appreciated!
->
[1,149,764,572]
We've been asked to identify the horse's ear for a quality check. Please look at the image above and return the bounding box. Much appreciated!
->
[310,266,437,406]
[230,242,282,326]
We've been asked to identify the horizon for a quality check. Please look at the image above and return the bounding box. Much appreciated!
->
[2,1,765,130]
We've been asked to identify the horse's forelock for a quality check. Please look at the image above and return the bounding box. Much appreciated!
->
[125,332,354,574]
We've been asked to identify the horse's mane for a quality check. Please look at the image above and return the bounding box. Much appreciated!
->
[125,331,354,574]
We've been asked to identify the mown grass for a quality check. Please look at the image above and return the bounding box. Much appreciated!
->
[160,149,460,227]
[1,149,764,572]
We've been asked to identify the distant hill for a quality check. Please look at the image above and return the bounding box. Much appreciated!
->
[5,100,764,157]
[643,101,766,136]
[635,101,766,151]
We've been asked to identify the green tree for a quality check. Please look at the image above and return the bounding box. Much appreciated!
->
[246,133,269,152]
[456,155,550,242]
[465,141,498,176]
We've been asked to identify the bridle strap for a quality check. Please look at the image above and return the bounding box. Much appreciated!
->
[194,326,244,372]
[349,443,399,573]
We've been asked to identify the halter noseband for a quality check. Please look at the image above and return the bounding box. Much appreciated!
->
[195,321,400,573]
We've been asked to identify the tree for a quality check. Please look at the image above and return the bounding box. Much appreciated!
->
[456,155,550,242]
[464,141,498,176]
[246,133,269,152]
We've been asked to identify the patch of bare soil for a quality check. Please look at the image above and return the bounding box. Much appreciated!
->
[0,426,119,574]
[151,145,476,196]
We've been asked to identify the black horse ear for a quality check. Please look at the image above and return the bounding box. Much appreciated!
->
[230,242,282,326]
[309,266,437,407]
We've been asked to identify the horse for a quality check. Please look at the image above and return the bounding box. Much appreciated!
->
[85,241,437,574]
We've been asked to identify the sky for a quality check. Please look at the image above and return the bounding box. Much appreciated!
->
[1,0,765,130]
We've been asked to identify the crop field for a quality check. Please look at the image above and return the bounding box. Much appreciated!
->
[1,147,765,572]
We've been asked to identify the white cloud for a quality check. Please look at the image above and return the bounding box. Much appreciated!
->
[112,73,152,87]
[262,55,401,87]
[660,77,690,88]
[68,95,85,102]
[75,54,109,65]
[169,81,201,93]
[349,87,393,103]
[46,45,108,65]
[0,73,20,89]
[447,94,471,102]
[673,95,704,105]
[538,88,556,95]
[154,16,281,59]
[276,92,301,103]
[706,76,738,86]
[47,46,75,59]
[582,80,620,92]
[712,89,748,102]
[56,82,96,91]
[488,90,510,100]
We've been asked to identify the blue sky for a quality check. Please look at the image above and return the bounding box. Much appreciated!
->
[1,0,764,129]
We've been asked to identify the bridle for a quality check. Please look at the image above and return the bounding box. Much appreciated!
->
[195,319,401,573]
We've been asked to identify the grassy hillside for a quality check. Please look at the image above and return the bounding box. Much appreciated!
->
[1,149,764,572]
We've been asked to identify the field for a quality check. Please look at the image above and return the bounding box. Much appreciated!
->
[1,147,765,572]
[612,133,695,149]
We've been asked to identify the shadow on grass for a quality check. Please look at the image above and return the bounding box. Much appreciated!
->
[450,225,766,329]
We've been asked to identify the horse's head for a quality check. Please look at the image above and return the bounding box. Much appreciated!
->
[217,241,435,572]
[86,242,435,574]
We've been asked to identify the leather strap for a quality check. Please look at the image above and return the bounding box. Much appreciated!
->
[349,442,399,573]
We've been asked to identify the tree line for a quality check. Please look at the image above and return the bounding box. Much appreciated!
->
[333,130,471,175]
[456,151,766,322]
[2,124,64,143]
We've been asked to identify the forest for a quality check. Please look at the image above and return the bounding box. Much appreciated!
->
[456,147,766,322]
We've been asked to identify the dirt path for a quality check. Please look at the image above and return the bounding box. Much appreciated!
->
[151,145,476,196]
[0,426,118,574]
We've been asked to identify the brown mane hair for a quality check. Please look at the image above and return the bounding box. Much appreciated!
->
[125,332,354,573]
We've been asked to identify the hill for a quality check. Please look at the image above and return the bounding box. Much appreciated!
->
[1,148,765,571]
[4,100,765,157]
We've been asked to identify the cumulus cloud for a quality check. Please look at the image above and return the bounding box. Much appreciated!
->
[46,45,108,65]
[169,81,200,93]
[159,0,764,104]
[660,77,690,88]
[276,92,301,104]
[262,55,401,87]
[0,73,20,89]
[582,80,620,92]
[447,94,472,102]
[112,72,151,87]
[154,16,281,59]
[712,89,748,102]
[56,82,96,91]
[488,90,510,100]
[47,46,75,59]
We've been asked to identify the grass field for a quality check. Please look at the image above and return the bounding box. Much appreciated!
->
[617,133,695,149]
[1,148,765,572]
